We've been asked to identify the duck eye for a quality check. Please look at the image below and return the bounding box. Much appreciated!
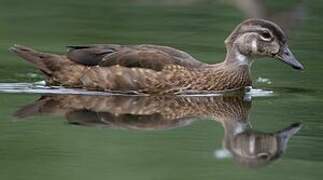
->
[260,31,272,41]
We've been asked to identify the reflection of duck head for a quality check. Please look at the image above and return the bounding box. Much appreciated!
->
[14,94,302,168]
[223,123,302,168]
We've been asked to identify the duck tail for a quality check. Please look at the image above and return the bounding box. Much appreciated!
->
[13,96,63,119]
[9,44,62,75]
[13,96,48,119]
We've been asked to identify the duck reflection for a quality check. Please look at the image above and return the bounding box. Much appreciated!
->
[14,94,302,168]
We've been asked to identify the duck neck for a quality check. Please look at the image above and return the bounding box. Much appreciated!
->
[224,45,253,68]
[208,44,253,88]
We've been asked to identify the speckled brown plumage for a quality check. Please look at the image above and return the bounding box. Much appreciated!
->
[10,19,303,94]
[78,63,252,93]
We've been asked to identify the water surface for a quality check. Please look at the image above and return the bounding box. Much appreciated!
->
[0,0,323,180]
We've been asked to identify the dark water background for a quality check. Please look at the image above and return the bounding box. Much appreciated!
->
[0,0,323,179]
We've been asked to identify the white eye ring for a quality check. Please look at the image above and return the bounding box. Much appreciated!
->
[259,31,272,41]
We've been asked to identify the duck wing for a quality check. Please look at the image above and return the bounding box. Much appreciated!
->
[66,44,203,71]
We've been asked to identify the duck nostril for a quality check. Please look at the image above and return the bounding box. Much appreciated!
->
[284,51,290,56]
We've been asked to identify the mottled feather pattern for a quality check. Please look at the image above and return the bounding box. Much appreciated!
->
[13,48,252,94]
[60,63,251,94]
[10,43,253,94]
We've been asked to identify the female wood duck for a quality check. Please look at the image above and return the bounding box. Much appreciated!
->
[10,19,304,94]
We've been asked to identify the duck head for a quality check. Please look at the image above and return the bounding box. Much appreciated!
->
[225,19,304,70]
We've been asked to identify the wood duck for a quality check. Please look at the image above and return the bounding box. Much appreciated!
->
[15,94,302,168]
[10,19,304,94]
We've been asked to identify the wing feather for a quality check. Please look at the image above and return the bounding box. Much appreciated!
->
[66,44,203,71]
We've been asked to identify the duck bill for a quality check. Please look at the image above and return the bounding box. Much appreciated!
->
[277,123,303,151]
[276,46,304,70]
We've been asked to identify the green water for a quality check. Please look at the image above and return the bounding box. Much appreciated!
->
[0,0,323,179]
